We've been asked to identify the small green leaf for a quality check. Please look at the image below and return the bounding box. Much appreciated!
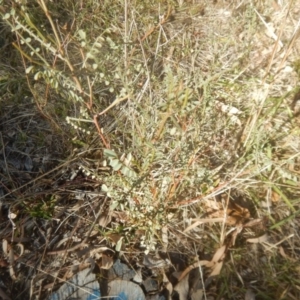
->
[110,158,122,171]
[34,72,41,80]
[103,149,117,158]
[126,152,132,162]
[110,201,119,211]
[121,166,137,178]
[115,237,123,252]
[3,13,10,20]
[170,127,176,135]
[86,52,96,60]
[101,184,108,192]
[25,66,34,74]
[94,42,102,48]
[78,29,86,40]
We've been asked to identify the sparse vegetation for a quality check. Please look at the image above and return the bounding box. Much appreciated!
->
[1,0,300,299]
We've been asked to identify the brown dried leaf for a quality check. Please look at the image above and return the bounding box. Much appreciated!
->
[174,272,190,300]
[203,199,220,211]
[231,224,244,246]
[165,281,173,298]
[178,260,210,282]
[143,255,169,269]
[209,260,224,277]
[278,246,295,262]
[2,240,8,256]
[203,200,251,227]
[247,234,268,244]
[210,245,226,264]
[161,226,168,252]
[3,240,17,280]
[98,212,112,227]
[101,254,114,270]
[279,246,288,258]
[244,218,266,228]
[184,218,224,233]
[111,211,128,223]
[9,268,17,281]
[178,245,227,282]
[90,246,112,259]
[15,243,24,257]
[227,201,251,222]
[271,191,280,203]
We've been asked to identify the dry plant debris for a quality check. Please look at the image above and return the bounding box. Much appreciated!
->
[1,0,300,299]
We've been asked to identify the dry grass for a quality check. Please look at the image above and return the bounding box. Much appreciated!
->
[1,0,300,299]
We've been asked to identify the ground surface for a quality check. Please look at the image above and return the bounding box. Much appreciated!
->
[1,0,300,299]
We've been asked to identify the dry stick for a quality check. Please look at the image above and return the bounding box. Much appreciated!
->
[242,85,270,147]
[12,33,61,129]
[25,262,99,298]
[260,1,292,82]
[245,3,297,145]
[86,76,93,110]
[132,9,156,100]
[77,48,110,146]
[127,5,172,65]
[220,192,230,245]
[38,0,166,148]
[47,197,107,255]
[79,48,94,110]
[142,5,172,42]
[93,94,130,148]
[38,0,113,149]
[97,94,131,116]
[0,157,78,201]
[262,26,284,83]
[243,5,295,148]
[167,136,199,202]
[37,218,80,297]
[38,0,83,94]
[152,110,172,142]
[274,1,299,74]
[0,133,15,190]
[93,114,110,149]
[39,0,62,53]
[276,25,300,74]
[46,226,99,255]
[175,161,254,207]
[12,42,43,66]
[177,260,210,282]
[124,0,129,71]
[39,0,81,97]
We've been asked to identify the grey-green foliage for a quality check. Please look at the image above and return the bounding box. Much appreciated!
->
[1,3,127,109]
